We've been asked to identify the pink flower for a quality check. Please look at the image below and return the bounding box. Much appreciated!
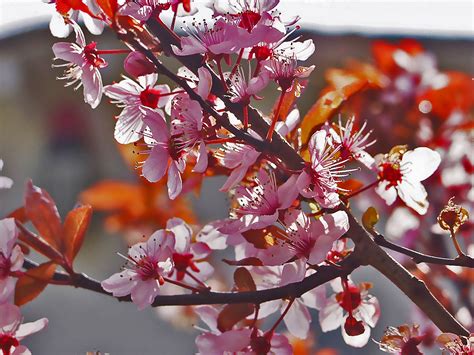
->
[140,94,207,199]
[103,74,171,144]
[0,218,23,284]
[296,129,350,208]
[194,305,292,355]
[0,303,48,355]
[52,21,107,108]
[166,218,214,283]
[252,260,325,339]
[436,332,474,354]
[0,160,13,189]
[374,146,441,215]
[228,67,270,105]
[47,0,104,38]
[236,209,349,266]
[173,19,240,58]
[330,116,376,168]
[220,169,298,234]
[123,51,156,78]
[248,36,315,63]
[318,278,380,348]
[264,57,314,92]
[101,229,175,309]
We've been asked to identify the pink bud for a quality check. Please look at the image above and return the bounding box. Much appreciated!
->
[124,51,155,77]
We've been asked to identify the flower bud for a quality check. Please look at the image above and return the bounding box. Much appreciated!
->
[124,51,155,78]
[437,198,469,234]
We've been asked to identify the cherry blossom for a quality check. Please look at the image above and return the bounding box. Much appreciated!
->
[123,51,156,78]
[47,0,104,38]
[220,169,298,234]
[0,303,48,355]
[265,57,314,92]
[0,218,24,290]
[236,209,349,266]
[140,97,206,199]
[377,324,423,354]
[330,116,376,168]
[436,332,473,354]
[101,229,175,309]
[166,218,214,284]
[374,146,441,215]
[194,305,292,355]
[252,260,325,339]
[318,278,380,348]
[52,21,107,108]
[103,74,171,144]
[296,129,350,208]
[0,160,13,189]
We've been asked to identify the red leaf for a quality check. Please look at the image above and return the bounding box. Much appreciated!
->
[234,267,256,292]
[96,0,118,19]
[217,303,255,332]
[56,0,97,17]
[24,180,62,251]
[15,261,57,306]
[7,207,28,223]
[223,257,263,266]
[63,205,92,263]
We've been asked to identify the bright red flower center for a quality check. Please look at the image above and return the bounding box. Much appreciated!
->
[378,162,403,188]
[344,315,365,336]
[135,257,164,284]
[0,334,19,355]
[239,11,261,32]
[250,45,272,61]
[250,335,271,355]
[83,42,107,68]
[172,253,199,280]
[140,87,162,109]
[336,285,362,312]
[401,337,423,355]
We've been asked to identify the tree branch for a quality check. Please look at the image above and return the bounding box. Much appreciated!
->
[22,254,360,306]
[372,233,474,268]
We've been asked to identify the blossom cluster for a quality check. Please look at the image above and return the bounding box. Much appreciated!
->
[0,0,471,353]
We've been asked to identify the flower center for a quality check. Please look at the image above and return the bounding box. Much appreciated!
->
[250,45,272,61]
[0,334,19,355]
[83,42,107,68]
[140,87,162,109]
[239,11,261,32]
[172,253,199,280]
[401,337,423,355]
[135,256,163,283]
[250,335,271,355]
[344,314,365,336]
[336,285,362,312]
[379,162,403,188]
[0,253,11,279]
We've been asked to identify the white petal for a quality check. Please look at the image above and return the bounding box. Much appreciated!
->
[319,297,343,332]
[15,318,48,340]
[402,147,441,181]
[283,300,311,339]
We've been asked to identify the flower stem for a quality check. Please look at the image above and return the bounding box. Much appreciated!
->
[205,137,237,144]
[185,270,210,290]
[266,297,295,336]
[450,231,465,257]
[95,49,131,55]
[230,48,244,78]
[170,10,178,31]
[216,58,228,91]
[163,277,206,293]
[243,105,249,130]
[266,91,286,141]
[343,180,379,200]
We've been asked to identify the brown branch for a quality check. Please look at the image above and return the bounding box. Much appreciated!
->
[66,19,467,336]
[372,233,474,268]
[22,254,360,306]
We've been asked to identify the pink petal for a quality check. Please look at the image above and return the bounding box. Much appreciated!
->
[52,42,83,65]
[9,245,24,272]
[114,106,146,144]
[191,242,212,259]
[142,108,169,143]
[301,285,326,310]
[15,318,48,340]
[167,162,183,200]
[195,305,219,332]
[197,67,213,100]
[277,174,299,209]
[283,299,311,339]
[142,145,169,183]
[280,260,305,285]
[220,165,250,192]
[103,78,141,103]
[80,65,103,109]
[12,345,31,355]
[0,176,13,189]
[101,270,138,297]
[49,12,72,38]
[0,278,15,304]
[146,229,175,261]
[270,333,293,355]
[166,218,192,253]
[341,316,371,348]
[131,280,160,310]
[319,297,343,332]
[0,303,21,333]
[193,141,208,173]
[402,147,441,182]
[0,218,18,257]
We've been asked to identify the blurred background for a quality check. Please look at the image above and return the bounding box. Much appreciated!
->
[0,1,472,354]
